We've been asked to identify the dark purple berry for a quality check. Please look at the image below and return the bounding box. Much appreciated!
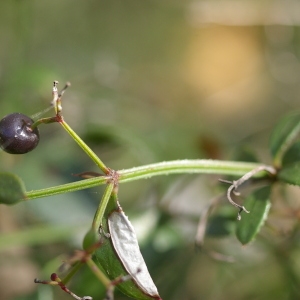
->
[0,113,40,154]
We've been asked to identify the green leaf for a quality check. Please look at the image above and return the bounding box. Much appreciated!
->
[269,112,300,167]
[206,215,236,237]
[278,162,300,186]
[281,141,300,166]
[0,172,26,205]
[278,142,300,186]
[94,194,161,300]
[236,186,271,245]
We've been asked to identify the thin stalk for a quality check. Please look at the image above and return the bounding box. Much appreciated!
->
[62,261,84,285]
[86,257,111,287]
[59,119,109,174]
[25,160,273,201]
[118,160,271,182]
[92,182,114,231]
[26,175,109,199]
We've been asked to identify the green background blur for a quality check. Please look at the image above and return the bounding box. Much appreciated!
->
[1,1,300,300]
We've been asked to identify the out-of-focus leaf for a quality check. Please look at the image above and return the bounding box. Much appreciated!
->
[82,129,119,148]
[236,186,271,245]
[206,214,236,237]
[0,172,26,205]
[281,141,300,166]
[269,112,300,167]
[278,162,300,186]
[276,141,300,186]
[94,194,161,300]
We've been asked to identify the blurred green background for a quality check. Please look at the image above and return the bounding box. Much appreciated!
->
[1,1,300,299]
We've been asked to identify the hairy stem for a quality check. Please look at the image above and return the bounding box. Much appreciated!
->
[59,119,109,174]
[25,160,274,201]
[92,182,114,231]
[117,160,272,182]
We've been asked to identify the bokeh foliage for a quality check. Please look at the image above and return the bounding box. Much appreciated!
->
[1,1,300,300]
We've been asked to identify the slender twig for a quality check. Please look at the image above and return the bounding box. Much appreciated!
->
[92,182,114,231]
[34,273,92,300]
[25,160,275,201]
[85,258,111,288]
[59,120,110,174]
[195,194,222,247]
[221,165,276,220]
[194,194,236,263]
[50,81,110,174]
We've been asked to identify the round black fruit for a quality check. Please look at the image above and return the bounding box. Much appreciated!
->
[0,113,40,154]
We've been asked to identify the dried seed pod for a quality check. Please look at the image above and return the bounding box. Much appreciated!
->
[108,207,160,299]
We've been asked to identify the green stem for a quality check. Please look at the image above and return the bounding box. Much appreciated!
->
[62,261,84,285]
[118,160,270,182]
[92,182,114,231]
[86,257,111,287]
[59,119,109,174]
[31,116,58,129]
[25,160,273,201]
[26,175,109,199]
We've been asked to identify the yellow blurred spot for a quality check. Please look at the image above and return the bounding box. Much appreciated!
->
[184,26,268,119]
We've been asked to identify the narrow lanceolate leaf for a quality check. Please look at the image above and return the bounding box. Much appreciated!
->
[236,186,271,245]
[276,141,300,186]
[281,141,300,166]
[94,194,161,300]
[278,162,300,186]
[0,172,26,205]
[269,112,300,167]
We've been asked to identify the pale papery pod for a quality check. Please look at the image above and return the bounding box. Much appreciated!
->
[108,207,161,298]
[94,196,162,300]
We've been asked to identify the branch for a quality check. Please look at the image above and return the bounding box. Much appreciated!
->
[25,160,274,200]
